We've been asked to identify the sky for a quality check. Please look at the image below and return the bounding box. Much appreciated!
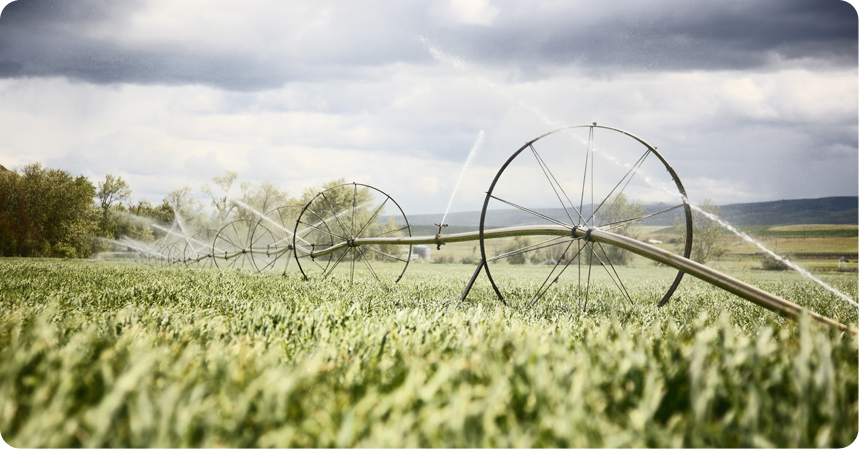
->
[0,0,857,217]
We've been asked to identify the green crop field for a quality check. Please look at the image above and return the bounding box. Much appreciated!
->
[1,259,858,447]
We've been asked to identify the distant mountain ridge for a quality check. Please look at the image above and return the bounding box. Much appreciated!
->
[404,196,858,228]
[717,197,858,226]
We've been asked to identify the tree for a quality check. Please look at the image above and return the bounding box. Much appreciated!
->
[299,178,374,231]
[502,236,534,265]
[201,170,239,223]
[0,163,97,257]
[593,193,645,265]
[235,180,291,221]
[95,174,132,238]
[165,186,202,228]
[675,198,726,264]
[0,168,25,256]
[129,199,174,224]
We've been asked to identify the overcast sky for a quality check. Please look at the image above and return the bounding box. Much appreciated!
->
[0,0,856,216]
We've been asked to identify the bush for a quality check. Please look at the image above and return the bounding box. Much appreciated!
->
[760,254,790,271]
[460,255,479,265]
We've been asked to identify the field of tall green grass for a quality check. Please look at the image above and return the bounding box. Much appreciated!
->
[1,259,857,447]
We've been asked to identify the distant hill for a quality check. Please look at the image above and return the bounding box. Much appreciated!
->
[718,197,858,226]
[404,196,858,229]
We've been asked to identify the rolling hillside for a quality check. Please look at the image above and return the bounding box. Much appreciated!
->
[403,196,858,230]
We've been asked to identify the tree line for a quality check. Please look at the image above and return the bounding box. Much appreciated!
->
[0,163,177,257]
[0,163,352,258]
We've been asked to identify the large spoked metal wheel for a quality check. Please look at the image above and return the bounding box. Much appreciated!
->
[212,219,276,271]
[293,182,413,284]
[250,205,302,273]
[479,124,693,309]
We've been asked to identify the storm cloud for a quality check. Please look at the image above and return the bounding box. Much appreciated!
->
[1,0,855,88]
[0,0,856,214]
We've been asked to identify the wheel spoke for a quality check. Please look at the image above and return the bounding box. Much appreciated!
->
[297,251,330,272]
[356,247,382,282]
[577,240,582,308]
[530,144,586,226]
[355,198,390,238]
[230,222,243,251]
[601,203,685,231]
[250,227,270,248]
[583,242,594,310]
[320,192,352,239]
[364,245,410,263]
[528,240,589,306]
[487,235,571,263]
[297,216,348,242]
[323,248,350,279]
[579,126,594,227]
[375,225,410,238]
[592,241,634,306]
[258,257,276,271]
[591,148,650,222]
[352,183,358,237]
[350,248,356,284]
[271,236,292,250]
[282,250,293,272]
[489,195,573,229]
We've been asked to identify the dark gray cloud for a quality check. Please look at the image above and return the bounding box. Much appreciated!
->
[0,0,855,91]
[433,0,857,76]
[0,0,295,90]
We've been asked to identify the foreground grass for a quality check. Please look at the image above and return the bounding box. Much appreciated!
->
[0,259,857,447]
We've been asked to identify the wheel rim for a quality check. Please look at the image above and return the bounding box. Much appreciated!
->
[479,124,693,309]
[293,182,413,284]
[213,219,274,271]
[157,242,177,267]
[183,229,217,268]
[250,205,302,273]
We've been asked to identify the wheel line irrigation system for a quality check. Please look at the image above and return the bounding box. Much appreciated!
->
[109,124,857,334]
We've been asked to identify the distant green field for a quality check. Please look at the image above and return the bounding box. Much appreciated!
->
[1,259,857,447]
[741,224,859,239]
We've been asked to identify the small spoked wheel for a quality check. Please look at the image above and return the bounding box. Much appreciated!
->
[157,242,180,267]
[479,124,693,309]
[183,229,217,268]
[212,219,276,271]
[250,205,302,273]
[293,182,413,284]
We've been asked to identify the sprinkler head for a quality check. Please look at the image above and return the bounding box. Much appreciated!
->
[434,223,448,250]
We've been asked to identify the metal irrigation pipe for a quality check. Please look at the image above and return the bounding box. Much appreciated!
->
[299,225,855,334]
[209,245,293,260]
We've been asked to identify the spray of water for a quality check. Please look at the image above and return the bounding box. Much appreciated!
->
[606,162,858,309]
[422,37,858,309]
[441,130,484,225]
[97,236,164,258]
[171,206,192,238]
[690,202,859,307]
[420,36,566,130]
[230,199,296,237]
[118,211,225,254]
